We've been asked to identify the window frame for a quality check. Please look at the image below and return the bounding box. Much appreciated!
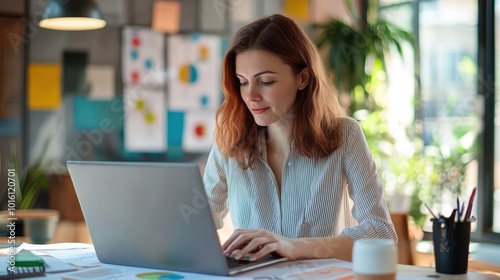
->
[473,0,498,243]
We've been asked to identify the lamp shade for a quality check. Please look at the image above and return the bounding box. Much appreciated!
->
[39,0,106,31]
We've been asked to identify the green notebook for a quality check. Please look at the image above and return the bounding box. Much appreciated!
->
[14,250,45,267]
[1,250,45,279]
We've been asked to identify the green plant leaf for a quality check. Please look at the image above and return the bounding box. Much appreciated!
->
[8,138,51,210]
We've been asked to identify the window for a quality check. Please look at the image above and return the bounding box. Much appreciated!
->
[419,0,480,231]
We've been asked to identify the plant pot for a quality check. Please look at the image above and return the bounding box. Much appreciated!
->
[0,209,60,244]
[0,218,25,237]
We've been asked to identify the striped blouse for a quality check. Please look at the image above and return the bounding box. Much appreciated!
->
[203,116,397,242]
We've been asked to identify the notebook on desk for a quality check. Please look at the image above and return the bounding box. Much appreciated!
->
[66,161,286,276]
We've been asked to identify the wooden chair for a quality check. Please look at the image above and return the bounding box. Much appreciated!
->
[390,213,414,265]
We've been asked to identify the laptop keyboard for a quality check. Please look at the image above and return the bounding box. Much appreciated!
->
[225,255,252,269]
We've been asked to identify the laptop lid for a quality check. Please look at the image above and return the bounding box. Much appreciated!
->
[67,161,231,275]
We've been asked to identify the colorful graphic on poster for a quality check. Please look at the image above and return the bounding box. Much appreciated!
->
[167,34,222,110]
[122,27,165,87]
[182,110,216,152]
[124,86,166,152]
[136,272,185,279]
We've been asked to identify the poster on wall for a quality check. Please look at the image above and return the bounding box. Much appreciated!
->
[167,34,222,110]
[182,110,216,152]
[86,65,115,100]
[28,63,61,110]
[124,86,166,152]
[122,27,165,87]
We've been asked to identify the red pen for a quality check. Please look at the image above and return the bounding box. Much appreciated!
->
[464,186,477,221]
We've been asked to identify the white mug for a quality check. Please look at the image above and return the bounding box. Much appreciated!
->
[352,239,397,280]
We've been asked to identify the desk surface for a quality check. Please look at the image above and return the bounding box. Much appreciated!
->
[238,258,500,280]
[1,243,499,280]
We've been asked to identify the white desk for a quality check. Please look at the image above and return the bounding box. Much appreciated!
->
[1,243,499,280]
[238,258,500,280]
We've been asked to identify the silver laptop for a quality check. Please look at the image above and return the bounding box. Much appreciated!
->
[66,161,286,276]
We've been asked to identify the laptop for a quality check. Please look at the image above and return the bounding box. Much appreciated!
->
[66,161,287,276]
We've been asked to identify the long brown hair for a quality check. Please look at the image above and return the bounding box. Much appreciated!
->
[216,14,344,168]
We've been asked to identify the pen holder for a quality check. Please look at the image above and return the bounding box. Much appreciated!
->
[432,220,471,274]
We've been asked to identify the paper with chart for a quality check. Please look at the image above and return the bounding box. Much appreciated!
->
[236,258,354,279]
[182,110,216,152]
[167,34,222,110]
[124,86,166,152]
[122,26,165,87]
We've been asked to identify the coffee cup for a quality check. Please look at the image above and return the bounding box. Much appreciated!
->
[352,239,397,280]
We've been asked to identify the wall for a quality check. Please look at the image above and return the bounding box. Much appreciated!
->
[24,0,284,167]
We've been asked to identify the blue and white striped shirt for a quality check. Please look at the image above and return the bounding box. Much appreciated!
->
[203,116,397,242]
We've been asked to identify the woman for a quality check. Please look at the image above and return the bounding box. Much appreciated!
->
[203,14,396,262]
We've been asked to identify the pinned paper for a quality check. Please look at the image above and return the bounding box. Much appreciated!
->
[167,34,222,110]
[182,110,216,152]
[72,96,123,130]
[122,27,165,87]
[86,65,115,100]
[124,86,166,152]
[28,63,61,110]
[284,0,309,21]
[152,0,180,34]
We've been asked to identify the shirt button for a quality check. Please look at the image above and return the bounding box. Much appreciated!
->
[288,161,292,167]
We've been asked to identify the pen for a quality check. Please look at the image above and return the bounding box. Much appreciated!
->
[464,186,477,221]
[456,197,461,222]
[424,203,438,220]
[460,202,465,221]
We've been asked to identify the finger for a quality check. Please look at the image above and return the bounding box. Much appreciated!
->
[229,249,241,257]
[224,232,261,255]
[232,237,270,259]
[249,242,280,261]
[222,229,253,250]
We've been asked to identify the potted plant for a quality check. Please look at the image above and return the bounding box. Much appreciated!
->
[0,138,60,243]
[312,0,414,113]
[312,0,416,207]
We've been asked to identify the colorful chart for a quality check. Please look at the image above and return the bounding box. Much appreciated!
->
[194,123,205,137]
[182,111,216,152]
[122,27,165,87]
[136,272,185,279]
[167,34,222,110]
[124,87,166,152]
[179,64,198,84]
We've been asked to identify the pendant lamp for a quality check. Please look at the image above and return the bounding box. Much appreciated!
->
[39,0,106,31]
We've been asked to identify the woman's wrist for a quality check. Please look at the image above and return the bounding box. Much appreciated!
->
[290,235,354,261]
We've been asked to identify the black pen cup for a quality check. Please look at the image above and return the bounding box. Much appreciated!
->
[432,220,471,274]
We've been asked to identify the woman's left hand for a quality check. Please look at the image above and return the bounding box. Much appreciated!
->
[222,229,298,261]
